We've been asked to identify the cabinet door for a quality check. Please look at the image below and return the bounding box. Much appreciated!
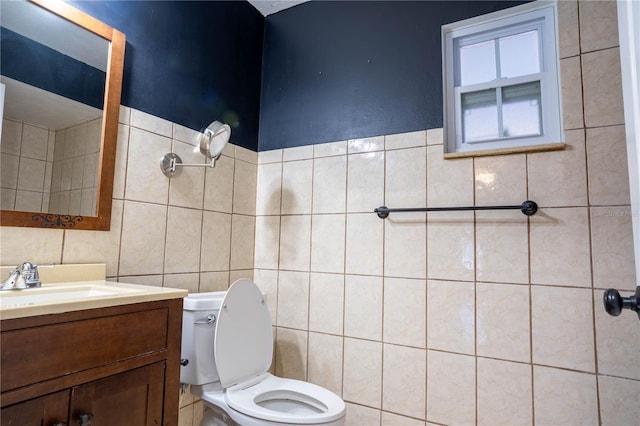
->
[1,389,69,426]
[69,363,165,426]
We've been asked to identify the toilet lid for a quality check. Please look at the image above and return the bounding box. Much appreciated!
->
[214,279,274,389]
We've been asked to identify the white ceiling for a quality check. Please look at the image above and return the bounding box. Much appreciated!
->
[1,76,102,130]
[247,0,310,16]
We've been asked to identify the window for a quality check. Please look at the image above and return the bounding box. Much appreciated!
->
[442,1,563,156]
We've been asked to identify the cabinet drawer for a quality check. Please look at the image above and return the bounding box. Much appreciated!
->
[1,308,168,392]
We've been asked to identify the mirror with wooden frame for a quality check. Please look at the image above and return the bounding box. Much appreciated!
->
[0,0,125,230]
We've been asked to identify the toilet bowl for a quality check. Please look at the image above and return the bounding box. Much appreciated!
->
[180,279,346,426]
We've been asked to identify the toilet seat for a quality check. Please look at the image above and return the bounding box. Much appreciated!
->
[225,373,345,424]
[213,279,345,425]
[214,279,273,389]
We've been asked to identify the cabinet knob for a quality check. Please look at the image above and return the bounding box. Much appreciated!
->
[78,413,94,426]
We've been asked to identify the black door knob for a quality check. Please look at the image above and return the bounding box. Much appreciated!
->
[603,287,640,320]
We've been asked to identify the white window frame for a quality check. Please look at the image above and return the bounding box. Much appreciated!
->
[442,1,563,157]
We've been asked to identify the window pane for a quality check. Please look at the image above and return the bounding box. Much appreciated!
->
[499,30,540,78]
[459,40,496,86]
[502,81,542,137]
[462,89,499,142]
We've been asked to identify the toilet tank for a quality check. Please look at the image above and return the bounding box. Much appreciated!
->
[180,291,226,385]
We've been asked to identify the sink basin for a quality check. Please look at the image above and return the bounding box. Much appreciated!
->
[0,283,144,309]
[0,277,187,320]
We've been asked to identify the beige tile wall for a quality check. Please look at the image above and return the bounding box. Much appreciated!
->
[0,106,257,424]
[1,116,102,216]
[1,119,56,212]
[49,117,103,215]
[253,2,639,425]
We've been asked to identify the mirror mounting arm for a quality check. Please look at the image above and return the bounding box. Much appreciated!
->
[160,120,231,178]
[160,153,220,178]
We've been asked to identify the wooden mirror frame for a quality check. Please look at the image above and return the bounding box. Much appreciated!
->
[0,0,125,231]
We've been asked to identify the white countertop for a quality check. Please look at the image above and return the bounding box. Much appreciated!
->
[0,264,187,320]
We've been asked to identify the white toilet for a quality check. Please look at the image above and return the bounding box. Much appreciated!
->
[180,279,346,426]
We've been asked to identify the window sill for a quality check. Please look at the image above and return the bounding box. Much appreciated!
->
[443,142,565,159]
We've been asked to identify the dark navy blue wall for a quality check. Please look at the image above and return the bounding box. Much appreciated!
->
[69,0,264,151]
[259,0,528,151]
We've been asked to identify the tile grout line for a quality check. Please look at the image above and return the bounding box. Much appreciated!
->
[424,139,429,424]
[341,152,350,400]
[380,136,388,414]
[472,155,478,426]
[305,153,316,382]
[525,147,535,426]
[577,2,603,422]
[115,122,133,282]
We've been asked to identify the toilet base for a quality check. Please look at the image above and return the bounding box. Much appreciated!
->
[201,404,238,426]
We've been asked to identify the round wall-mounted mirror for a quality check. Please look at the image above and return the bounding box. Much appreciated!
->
[200,120,231,160]
[160,120,231,177]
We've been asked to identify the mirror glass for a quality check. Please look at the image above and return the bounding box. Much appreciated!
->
[0,0,125,230]
[200,121,231,160]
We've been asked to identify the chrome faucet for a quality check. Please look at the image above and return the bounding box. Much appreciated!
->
[1,262,41,290]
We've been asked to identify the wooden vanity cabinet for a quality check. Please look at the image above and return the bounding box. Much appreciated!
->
[0,298,183,426]
[0,389,69,425]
